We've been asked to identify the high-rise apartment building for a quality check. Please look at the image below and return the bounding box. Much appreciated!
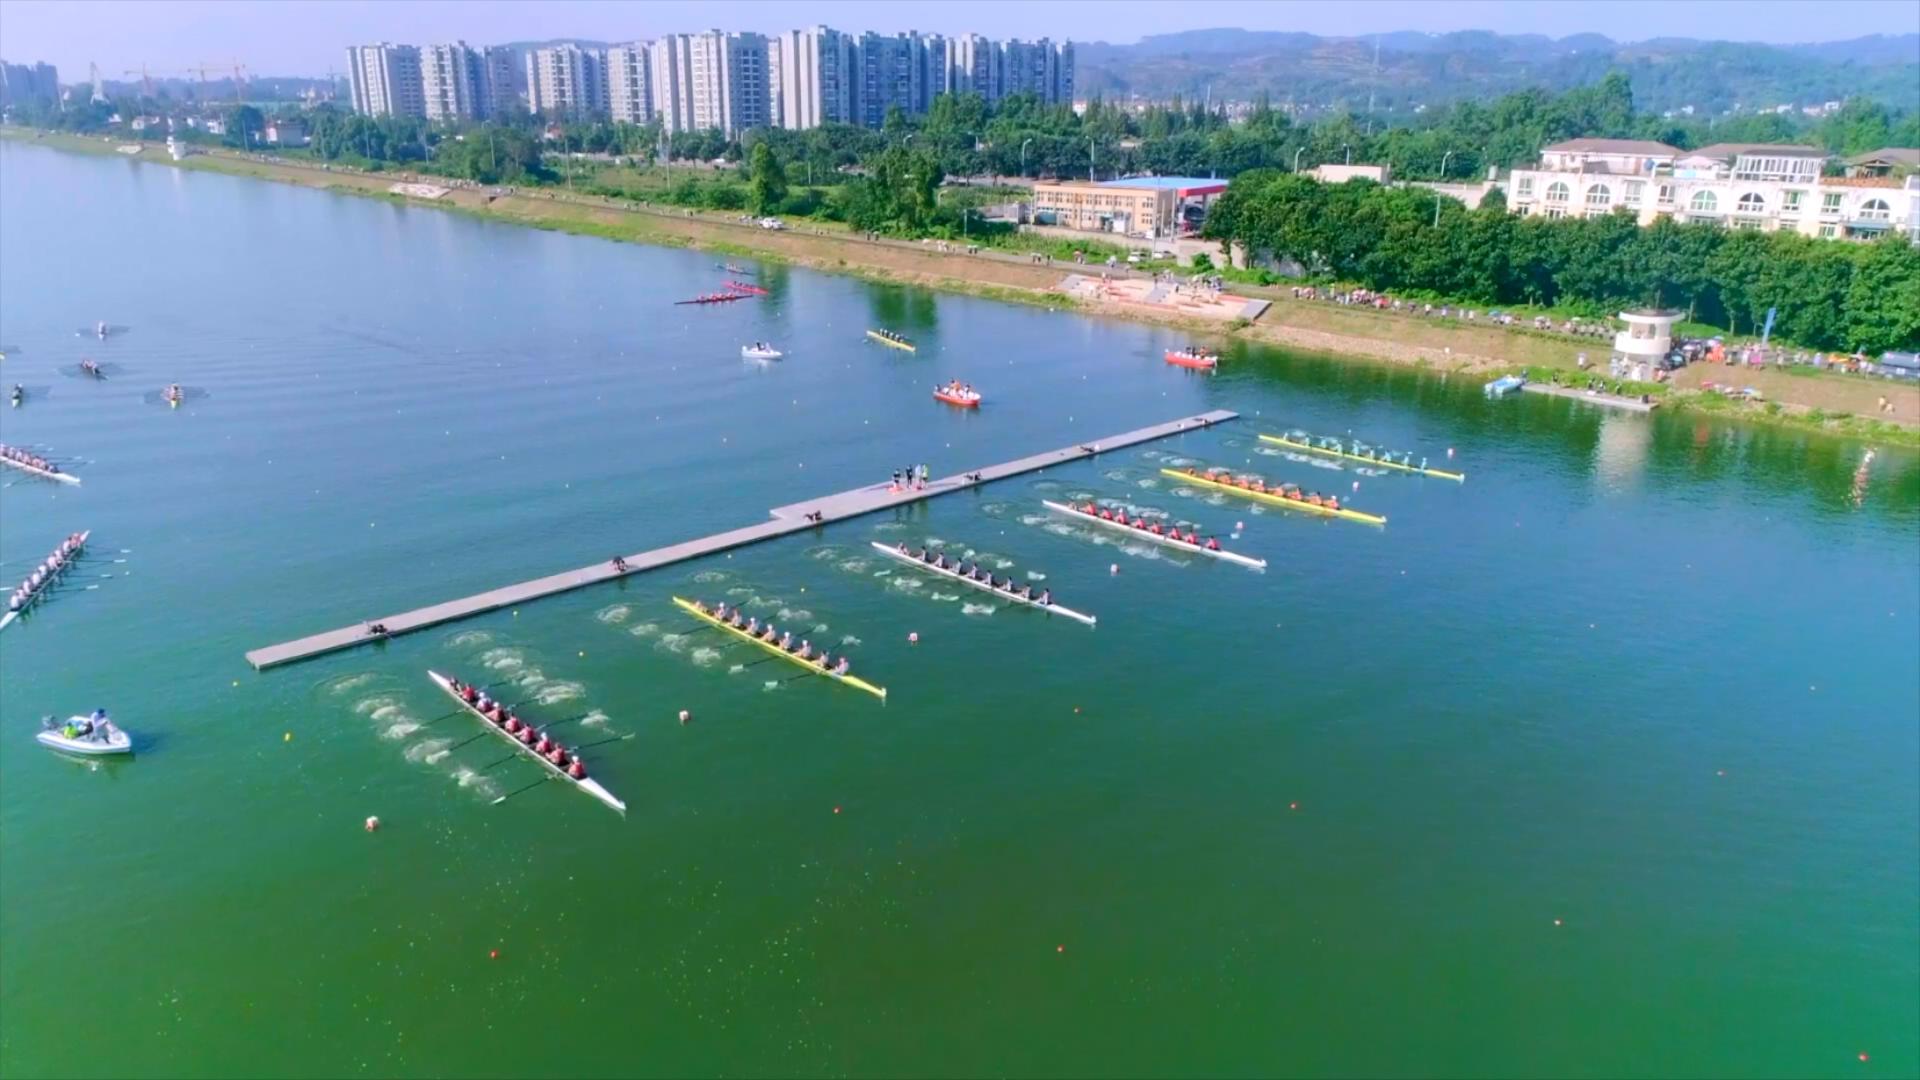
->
[943,34,1002,103]
[650,36,695,133]
[525,44,606,118]
[0,60,60,108]
[677,31,769,138]
[420,41,481,122]
[479,46,521,118]
[346,43,425,117]
[853,31,933,128]
[1001,38,1073,105]
[605,44,653,125]
[774,26,856,130]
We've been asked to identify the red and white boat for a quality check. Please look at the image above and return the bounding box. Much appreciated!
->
[933,382,981,408]
[1165,347,1219,370]
[1042,500,1266,569]
[724,280,769,295]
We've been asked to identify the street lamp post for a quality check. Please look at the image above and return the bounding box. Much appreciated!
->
[1293,146,1307,173]
[1021,137,1033,176]
[1343,144,1351,166]
[1088,137,1095,181]
[1440,150,1455,180]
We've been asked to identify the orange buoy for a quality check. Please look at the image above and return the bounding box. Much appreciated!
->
[489,949,499,960]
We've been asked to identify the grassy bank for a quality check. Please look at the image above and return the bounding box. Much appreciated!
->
[9,127,1915,448]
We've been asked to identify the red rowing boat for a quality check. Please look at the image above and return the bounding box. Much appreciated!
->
[1165,348,1219,370]
[725,280,769,295]
[934,383,981,408]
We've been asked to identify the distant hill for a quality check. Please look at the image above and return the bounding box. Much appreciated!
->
[1075,30,1920,115]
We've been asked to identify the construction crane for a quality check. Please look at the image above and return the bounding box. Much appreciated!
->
[122,66,160,98]
[188,61,248,102]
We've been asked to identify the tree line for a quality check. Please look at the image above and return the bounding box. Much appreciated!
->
[1203,172,1920,354]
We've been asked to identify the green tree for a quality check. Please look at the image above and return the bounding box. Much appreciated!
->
[747,141,788,215]
[1844,235,1920,353]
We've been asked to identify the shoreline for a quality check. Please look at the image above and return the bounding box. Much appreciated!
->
[7,128,1914,447]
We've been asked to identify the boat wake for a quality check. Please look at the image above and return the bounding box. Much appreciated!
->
[405,737,451,764]
[323,672,376,696]
[838,557,871,574]
[887,574,925,591]
[626,621,661,638]
[531,681,583,705]
[840,634,862,646]
[692,570,730,584]
[960,603,997,617]
[480,647,525,672]
[596,604,632,625]
[449,766,502,799]
[691,646,724,667]
[655,632,690,655]
[931,592,960,602]
[579,709,610,728]
[777,607,812,622]
[871,521,907,533]
[446,630,493,648]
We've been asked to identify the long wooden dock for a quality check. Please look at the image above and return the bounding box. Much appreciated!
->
[1520,382,1659,413]
[244,411,1236,670]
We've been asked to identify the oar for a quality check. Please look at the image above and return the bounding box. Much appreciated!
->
[479,752,522,771]
[540,712,594,727]
[445,729,495,751]
[491,777,550,805]
[572,732,636,750]
[420,709,468,727]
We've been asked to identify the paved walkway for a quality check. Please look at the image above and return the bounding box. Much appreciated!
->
[1520,382,1658,413]
[244,411,1237,670]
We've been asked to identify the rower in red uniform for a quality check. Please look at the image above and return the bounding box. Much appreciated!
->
[547,745,567,766]
[518,726,536,745]
[568,756,587,779]
[1206,537,1221,550]
[1326,496,1341,510]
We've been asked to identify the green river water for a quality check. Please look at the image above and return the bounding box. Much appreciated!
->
[1,143,1916,1079]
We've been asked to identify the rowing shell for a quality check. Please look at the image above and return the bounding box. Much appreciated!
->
[1259,433,1465,481]
[0,530,89,633]
[0,455,80,485]
[426,670,626,812]
[1042,501,1266,569]
[866,330,916,352]
[869,542,1096,626]
[672,598,888,700]
[1161,469,1387,526]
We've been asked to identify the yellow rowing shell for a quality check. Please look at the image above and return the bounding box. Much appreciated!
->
[672,597,888,701]
[865,330,917,352]
[1160,469,1387,526]
[1259,434,1465,481]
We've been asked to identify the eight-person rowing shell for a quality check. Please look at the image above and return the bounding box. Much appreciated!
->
[891,542,1052,603]
[1178,466,1342,508]
[689,600,853,675]
[1,444,65,475]
[447,676,590,779]
[1076,502,1223,550]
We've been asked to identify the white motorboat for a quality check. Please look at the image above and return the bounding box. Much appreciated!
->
[741,344,784,361]
[37,715,132,756]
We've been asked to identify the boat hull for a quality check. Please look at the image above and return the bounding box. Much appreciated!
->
[1160,469,1387,526]
[0,450,81,485]
[868,542,1096,625]
[672,598,887,699]
[866,331,916,352]
[742,348,784,361]
[1164,350,1218,370]
[1041,500,1266,569]
[933,390,980,408]
[37,727,132,756]
[426,671,626,812]
[1259,434,1465,481]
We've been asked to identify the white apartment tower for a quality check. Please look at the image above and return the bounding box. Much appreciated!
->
[420,42,481,122]
[524,44,607,118]
[776,26,856,129]
[605,44,653,125]
[479,46,521,118]
[346,43,425,118]
[673,30,769,138]
[944,34,1002,103]
[650,36,694,133]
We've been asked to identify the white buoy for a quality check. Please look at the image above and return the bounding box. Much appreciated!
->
[1352,480,1360,491]
[678,709,690,724]
[1236,521,1244,531]
[1110,563,1119,575]
[364,816,380,833]
[1447,447,1455,457]
[908,631,919,644]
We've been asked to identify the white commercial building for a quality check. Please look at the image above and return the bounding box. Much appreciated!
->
[420,42,482,122]
[669,30,769,138]
[605,44,653,125]
[346,43,424,118]
[524,44,606,119]
[1508,138,1920,243]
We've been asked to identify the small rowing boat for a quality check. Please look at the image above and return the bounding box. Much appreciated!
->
[1042,500,1266,569]
[933,382,981,408]
[869,542,1096,626]
[1484,374,1525,397]
[1165,347,1219,370]
[78,360,108,381]
[1161,467,1387,526]
[725,280,769,296]
[742,344,784,361]
[427,670,626,812]
[1259,433,1465,481]
[866,329,916,352]
[673,597,888,700]
[2,530,90,632]
[0,444,80,485]
[718,263,756,276]
[675,292,753,306]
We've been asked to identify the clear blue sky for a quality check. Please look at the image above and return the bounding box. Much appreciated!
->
[1,0,1915,78]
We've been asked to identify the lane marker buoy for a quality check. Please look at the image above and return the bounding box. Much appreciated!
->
[679,709,690,724]
[364,816,380,832]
